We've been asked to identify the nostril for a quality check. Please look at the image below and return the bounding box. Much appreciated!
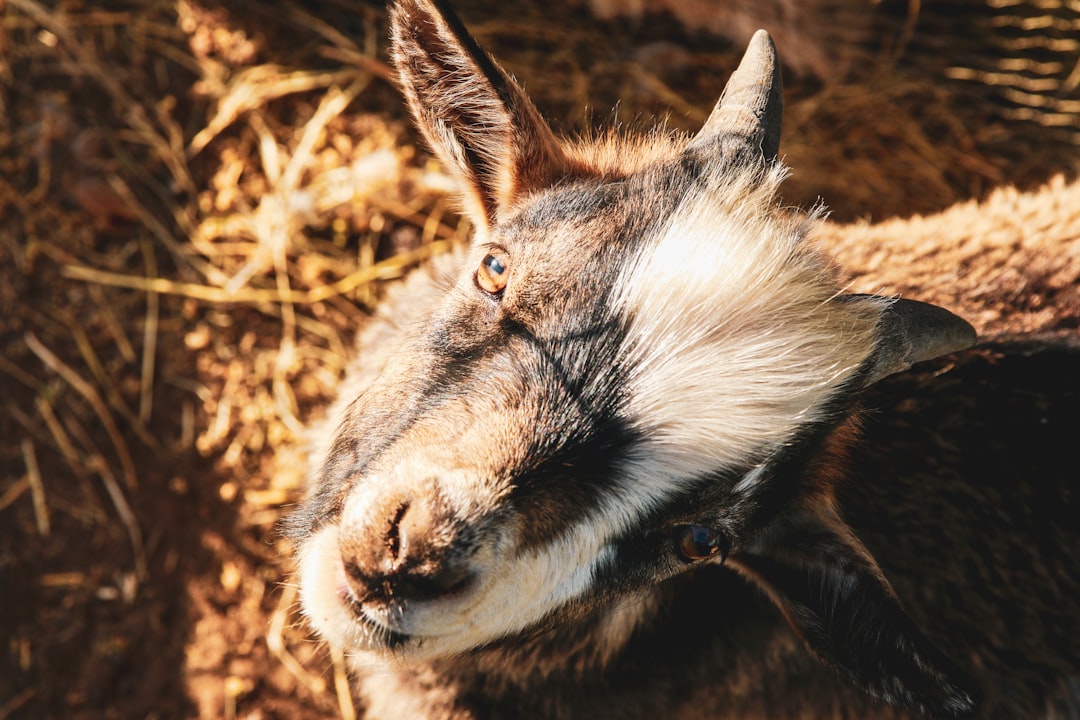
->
[340,554,474,604]
[386,501,410,559]
[343,559,365,585]
[394,561,475,602]
[341,559,374,600]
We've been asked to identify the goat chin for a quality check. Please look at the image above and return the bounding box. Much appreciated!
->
[284,1,1080,718]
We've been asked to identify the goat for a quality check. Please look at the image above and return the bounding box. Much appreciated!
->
[285,0,1079,717]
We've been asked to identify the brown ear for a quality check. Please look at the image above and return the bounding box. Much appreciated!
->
[389,0,570,232]
[731,511,980,718]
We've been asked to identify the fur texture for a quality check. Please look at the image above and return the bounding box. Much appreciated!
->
[286,1,1078,718]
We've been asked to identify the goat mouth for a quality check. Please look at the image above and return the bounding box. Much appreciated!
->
[329,552,415,649]
[340,591,413,649]
[362,615,412,651]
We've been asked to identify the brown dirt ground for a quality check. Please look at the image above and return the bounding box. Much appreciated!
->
[0,1,1077,719]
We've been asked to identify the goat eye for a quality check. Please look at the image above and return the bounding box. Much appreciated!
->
[476,252,510,295]
[674,525,729,563]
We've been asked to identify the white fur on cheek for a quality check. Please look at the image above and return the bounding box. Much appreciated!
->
[615,166,878,480]
[297,526,362,649]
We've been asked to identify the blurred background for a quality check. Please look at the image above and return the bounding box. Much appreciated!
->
[1,0,1077,717]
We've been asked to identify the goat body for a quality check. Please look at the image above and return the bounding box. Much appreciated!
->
[286,1,1080,717]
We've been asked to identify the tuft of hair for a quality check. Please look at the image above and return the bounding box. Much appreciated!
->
[615,161,882,479]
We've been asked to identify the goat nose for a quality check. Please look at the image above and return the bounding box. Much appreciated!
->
[340,496,475,603]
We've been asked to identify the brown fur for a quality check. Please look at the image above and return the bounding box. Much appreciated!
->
[818,175,1080,341]
[289,2,1079,718]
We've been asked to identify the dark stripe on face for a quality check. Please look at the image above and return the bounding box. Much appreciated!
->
[589,473,747,590]
[285,295,635,549]
[282,341,509,542]
[486,165,704,546]
[287,159,707,546]
[731,379,866,532]
[570,385,866,611]
[494,313,640,553]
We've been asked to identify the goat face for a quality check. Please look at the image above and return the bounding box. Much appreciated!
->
[288,0,978,716]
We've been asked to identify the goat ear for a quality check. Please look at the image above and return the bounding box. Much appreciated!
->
[838,295,977,386]
[389,0,570,232]
[686,29,783,165]
[731,512,980,718]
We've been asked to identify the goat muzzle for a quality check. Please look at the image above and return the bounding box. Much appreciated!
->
[338,489,476,607]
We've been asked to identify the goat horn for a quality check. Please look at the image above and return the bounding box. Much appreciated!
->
[687,29,783,163]
[846,296,978,386]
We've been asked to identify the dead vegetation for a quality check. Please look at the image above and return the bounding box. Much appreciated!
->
[0,0,1076,718]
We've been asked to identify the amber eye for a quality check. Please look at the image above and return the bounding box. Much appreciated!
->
[674,525,730,563]
[476,251,510,295]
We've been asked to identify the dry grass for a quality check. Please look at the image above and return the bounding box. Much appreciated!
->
[1,1,464,715]
[0,0,1076,718]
